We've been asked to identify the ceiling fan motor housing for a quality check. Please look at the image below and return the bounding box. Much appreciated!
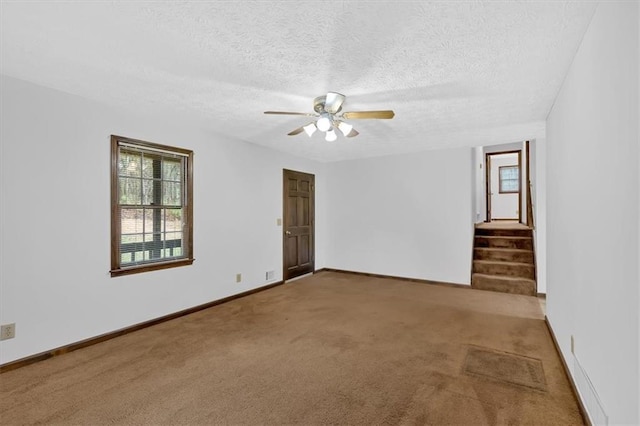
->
[313,96,326,113]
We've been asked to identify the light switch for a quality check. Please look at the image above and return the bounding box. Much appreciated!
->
[277,218,282,226]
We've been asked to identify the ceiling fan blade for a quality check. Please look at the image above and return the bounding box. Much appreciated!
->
[264,111,317,117]
[287,127,305,136]
[341,110,395,119]
[324,92,346,114]
[347,129,359,138]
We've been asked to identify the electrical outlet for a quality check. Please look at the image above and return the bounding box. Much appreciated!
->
[0,323,16,340]
[236,273,242,283]
[571,335,574,354]
[266,270,275,280]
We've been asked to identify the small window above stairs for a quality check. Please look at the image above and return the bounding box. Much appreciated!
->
[471,224,536,296]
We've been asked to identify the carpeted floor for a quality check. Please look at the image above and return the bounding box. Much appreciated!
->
[0,271,583,425]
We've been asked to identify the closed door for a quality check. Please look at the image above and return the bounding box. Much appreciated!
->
[283,169,315,281]
[486,151,522,221]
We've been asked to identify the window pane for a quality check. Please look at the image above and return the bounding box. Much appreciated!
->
[163,159,181,181]
[121,208,144,234]
[121,251,145,265]
[165,232,183,257]
[500,167,518,180]
[142,179,158,205]
[165,209,183,232]
[502,180,518,192]
[163,182,181,206]
[144,209,162,233]
[119,151,141,177]
[499,166,519,193]
[145,237,164,260]
[142,155,159,179]
[119,177,141,204]
[121,234,143,244]
[120,232,144,266]
[165,232,182,243]
[144,233,161,242]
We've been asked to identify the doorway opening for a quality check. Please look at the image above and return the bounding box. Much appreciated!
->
[485,150,522,223]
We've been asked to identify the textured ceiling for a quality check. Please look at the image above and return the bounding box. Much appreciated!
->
[0,1,597,162]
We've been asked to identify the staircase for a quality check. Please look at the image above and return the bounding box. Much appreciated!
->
[471,225,536,296]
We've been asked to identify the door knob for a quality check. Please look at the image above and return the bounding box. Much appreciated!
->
[285,231,291,235]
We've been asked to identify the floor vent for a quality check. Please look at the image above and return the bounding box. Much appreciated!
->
[573,354,608,425]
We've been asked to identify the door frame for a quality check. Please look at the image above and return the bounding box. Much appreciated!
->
[525,140,533,227]
[485,150,522,222]
[282,169,315,281]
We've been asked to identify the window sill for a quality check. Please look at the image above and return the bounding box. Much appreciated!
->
[110,258,194,277]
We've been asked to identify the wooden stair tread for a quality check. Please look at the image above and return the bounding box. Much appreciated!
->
[474,228,533,237]
[472,273,535,283]
[474,226,532,229]
[473,260,534,267]
[475,235,532,240]
[471,273,536,296]
[474,247,533,253]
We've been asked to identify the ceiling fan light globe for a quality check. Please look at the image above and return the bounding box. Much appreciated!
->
[325,129,337,142]
[338,122,353,137]
[316,115,332,132]
[303,123,317,137]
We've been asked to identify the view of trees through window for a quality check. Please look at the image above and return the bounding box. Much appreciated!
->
[111,135,193,276]
[118,149,185,265]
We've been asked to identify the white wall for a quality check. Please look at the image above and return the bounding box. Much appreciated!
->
[489,153,519,220]
[546,2,639,424]
[325,148,474,285]
[0,75,326,364]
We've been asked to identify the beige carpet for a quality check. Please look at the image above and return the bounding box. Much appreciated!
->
[0,271,583,425]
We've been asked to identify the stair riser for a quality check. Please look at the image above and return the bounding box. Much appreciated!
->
[473,261,535,279]
[471,274,536,296]
[475,228,532,237]
[474,249,534,263]
[474,236,533,250]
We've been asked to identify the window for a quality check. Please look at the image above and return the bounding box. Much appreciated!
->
[499,165,519,193]
[111,135,193,277]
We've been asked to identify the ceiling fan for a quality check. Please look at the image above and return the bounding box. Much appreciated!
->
[264,92,395,141]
